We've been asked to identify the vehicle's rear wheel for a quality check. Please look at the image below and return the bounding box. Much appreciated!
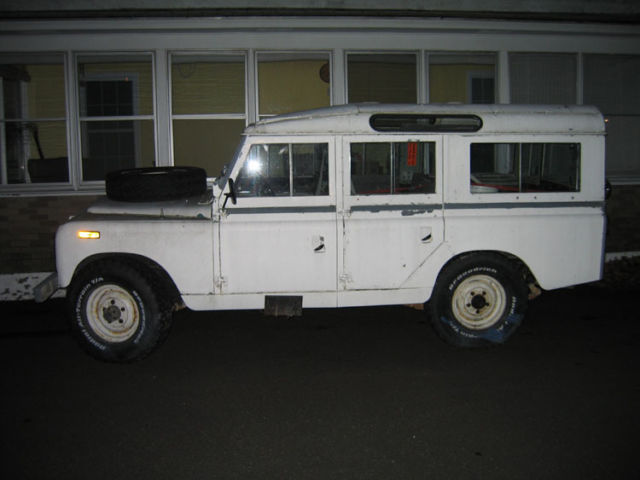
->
[105,166,207,202]
[67,260,174,362]
[429,254,528,347]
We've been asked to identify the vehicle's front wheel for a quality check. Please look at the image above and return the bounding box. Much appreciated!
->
[67,260,173,362]
[429,254,528,347]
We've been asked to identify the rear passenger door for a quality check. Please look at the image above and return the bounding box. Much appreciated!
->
[339,135,444,294]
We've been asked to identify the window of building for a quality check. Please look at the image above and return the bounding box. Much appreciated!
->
[509,53,577,104]
[0,53,68,184]
[78,54,155,181]
[171,53,246,176]
[584,54,640,179]
[347,53,417,104]
[350,141,435,195]
[470,142,581,193]
[236,143,329,197]
[428,53,496,104]
[257,52,331,118]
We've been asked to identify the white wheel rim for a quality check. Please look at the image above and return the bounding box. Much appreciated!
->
[451,274,507,330]
[85,284,140,343]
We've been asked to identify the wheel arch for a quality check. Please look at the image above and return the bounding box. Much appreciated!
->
[70,253,183,309]
[436,249,538,291]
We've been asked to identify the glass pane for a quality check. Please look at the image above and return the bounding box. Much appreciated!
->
[172,55,245,115]
[429,53,496,104]
[602,115,640,176]
[236,144,291,197]
[584,55,640,114]
[81,119,154,181]
[78,55,153,116]
[509,53,576,104]
[584,55,640,177]
[393,142,436,194]
[5,121,68,184]
[258,54,330,115]
[351,142,435,195]
[292,143,329,196]
[350,143,390,194]
[348,53,416,103]
[470,143,520,193]
[470,143,580,193]
[1,57,66,120]
[173,119,246,176]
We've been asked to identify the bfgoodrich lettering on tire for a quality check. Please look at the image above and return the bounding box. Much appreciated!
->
[67,260,173,362]
[429,254,528,347]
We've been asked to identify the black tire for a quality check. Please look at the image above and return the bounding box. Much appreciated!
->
[429,254,528,347]
[105,166,207,202]
[67,260,174,362]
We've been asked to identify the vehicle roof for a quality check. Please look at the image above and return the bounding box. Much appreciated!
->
[244,103,605,136]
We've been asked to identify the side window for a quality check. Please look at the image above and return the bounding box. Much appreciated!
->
[236,143,329,197]
[470,142,580,193]
[350,141,436,195]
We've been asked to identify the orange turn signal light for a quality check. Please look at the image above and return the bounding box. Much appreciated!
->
[77,230,100,239]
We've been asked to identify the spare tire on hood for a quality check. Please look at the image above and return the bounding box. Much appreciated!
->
[105,166,207,202]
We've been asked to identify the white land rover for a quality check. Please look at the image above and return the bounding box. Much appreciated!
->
[48,104,607,361]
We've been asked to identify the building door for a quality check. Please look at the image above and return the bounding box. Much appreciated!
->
[82,80,137,180]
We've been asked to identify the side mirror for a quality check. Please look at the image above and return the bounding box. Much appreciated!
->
[223,178,237,208]
[605,179,612,200]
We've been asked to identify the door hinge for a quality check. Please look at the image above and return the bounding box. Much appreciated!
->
[339,273,353,286]
[215,276,227,290]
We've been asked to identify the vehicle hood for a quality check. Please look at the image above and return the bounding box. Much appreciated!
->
[87,191,213,219]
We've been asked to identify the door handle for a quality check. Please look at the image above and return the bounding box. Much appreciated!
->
[313,235,326,253]
[420,227,433,244]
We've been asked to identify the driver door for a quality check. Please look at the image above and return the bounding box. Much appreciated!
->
[218,136,338,299]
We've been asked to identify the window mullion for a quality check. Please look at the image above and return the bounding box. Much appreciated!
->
[0,77,7,185]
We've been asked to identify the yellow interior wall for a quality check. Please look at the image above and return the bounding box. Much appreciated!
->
[258,60,330,115]
[138,120,155,168]
[26,65,67,158]
[348,62,416,103]
[172,62,244,114]
[173,119,246,175]
[429,64,493,103]
[27,65,65,118]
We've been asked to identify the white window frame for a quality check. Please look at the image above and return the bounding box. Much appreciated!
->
[75,52,155,185]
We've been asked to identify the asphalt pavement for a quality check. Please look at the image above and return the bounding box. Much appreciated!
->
[0,283,638,479]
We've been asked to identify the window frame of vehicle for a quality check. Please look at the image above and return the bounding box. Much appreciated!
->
[343,135,441,209]
[228,136,336,209]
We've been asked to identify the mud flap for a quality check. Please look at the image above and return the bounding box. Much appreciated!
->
[264,296,303,317]
[33,272,59,303]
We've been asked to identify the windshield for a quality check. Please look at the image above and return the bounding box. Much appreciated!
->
[216,135,248,188]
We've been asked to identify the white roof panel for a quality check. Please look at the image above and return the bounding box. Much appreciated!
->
[244,104,605,136]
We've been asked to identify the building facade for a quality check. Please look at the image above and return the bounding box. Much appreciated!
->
[1,2,639,294]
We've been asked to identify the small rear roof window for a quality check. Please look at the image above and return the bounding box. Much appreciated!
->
[370,114,483,133]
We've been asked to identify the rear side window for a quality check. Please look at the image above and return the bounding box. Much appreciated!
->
[470,143,580,194]
[350,141,436,195]
[236,143,329,197]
